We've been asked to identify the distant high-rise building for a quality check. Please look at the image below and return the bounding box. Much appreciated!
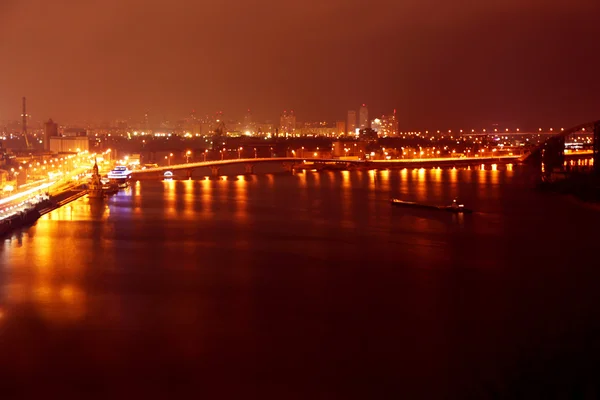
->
[279,110,296,136]
[184,110,197,134]
[336,121,346,136]
[243,109,254,134]
[371,118,382,133]
[144,112,149,131]
[256,123,275,137]
[359,104,369,130]
[208,111,226,136]
[347,110,357,134]
[380,110,399,137]
[44,119,58,151]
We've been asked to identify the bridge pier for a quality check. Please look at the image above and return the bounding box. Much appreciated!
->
[244,163,255,175]
[210,166,220,178]
[186,169,193,179]
[542,136,565,176]
[595,121,600,175]
[282,162,296,173]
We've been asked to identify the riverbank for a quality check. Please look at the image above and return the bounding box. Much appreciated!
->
[42,189,89,214]
[1,187,88,237]
[537,173,600,202]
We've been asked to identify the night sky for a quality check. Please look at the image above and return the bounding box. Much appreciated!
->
[1,0,599,129]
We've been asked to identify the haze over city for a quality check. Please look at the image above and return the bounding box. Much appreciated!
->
[2,1,600,398]
[1,0,599,128]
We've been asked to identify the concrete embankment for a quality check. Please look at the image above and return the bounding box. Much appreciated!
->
[39,189,88,215]
[1,188,88,237]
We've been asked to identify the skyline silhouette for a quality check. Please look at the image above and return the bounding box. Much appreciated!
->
[1,0,599,129]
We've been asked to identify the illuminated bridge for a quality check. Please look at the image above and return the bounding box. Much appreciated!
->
[130,156,521,179]
[520,120,599,174]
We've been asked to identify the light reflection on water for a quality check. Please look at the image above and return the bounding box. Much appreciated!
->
[490,167,500,186]
[312,170,320,186]
[297,170,307,189]
[163,178,177,217]
[431,168,442,198]
[378,169,390,193]
[415,168,427,202]
[368,169,376,192]
[183,179,195,218]
[477,167,487,186]
[340,170,354,229]
[1,166,599,397]
[400,168,409,197]
[234,175,248,222]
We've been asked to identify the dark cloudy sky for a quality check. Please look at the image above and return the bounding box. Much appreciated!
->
[1,0,599,129]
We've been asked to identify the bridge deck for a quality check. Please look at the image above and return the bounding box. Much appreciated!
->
[130,156,522,175]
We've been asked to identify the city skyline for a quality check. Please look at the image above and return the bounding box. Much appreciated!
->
[1,0,599,128]
[1,99,596,133]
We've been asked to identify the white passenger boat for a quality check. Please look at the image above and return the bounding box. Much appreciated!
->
[107,166,132,187]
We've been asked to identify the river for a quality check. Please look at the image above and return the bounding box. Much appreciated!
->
[1,165,599,397]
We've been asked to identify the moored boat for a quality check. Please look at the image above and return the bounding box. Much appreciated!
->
[101,178,119,194]
[107,165,132,188]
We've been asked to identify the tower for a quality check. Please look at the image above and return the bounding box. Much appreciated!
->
[243,109,253,134]
[359,104,369,130]
[44,119,58,152]
[88,159,104,199]
[347,110,357,134]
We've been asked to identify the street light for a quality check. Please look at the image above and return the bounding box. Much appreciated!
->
[203,149,208,162]
[254,148,257,158]
[220,150,223,160]
[238,147,243,159]
[186,150,191,163]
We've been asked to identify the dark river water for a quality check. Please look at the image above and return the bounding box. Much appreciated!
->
[1,165,600,398]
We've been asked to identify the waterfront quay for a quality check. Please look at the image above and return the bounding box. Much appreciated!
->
[0,181,88,238]
[0,150,111,237]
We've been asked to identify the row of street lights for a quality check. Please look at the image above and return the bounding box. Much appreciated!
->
[168,148,261,165]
